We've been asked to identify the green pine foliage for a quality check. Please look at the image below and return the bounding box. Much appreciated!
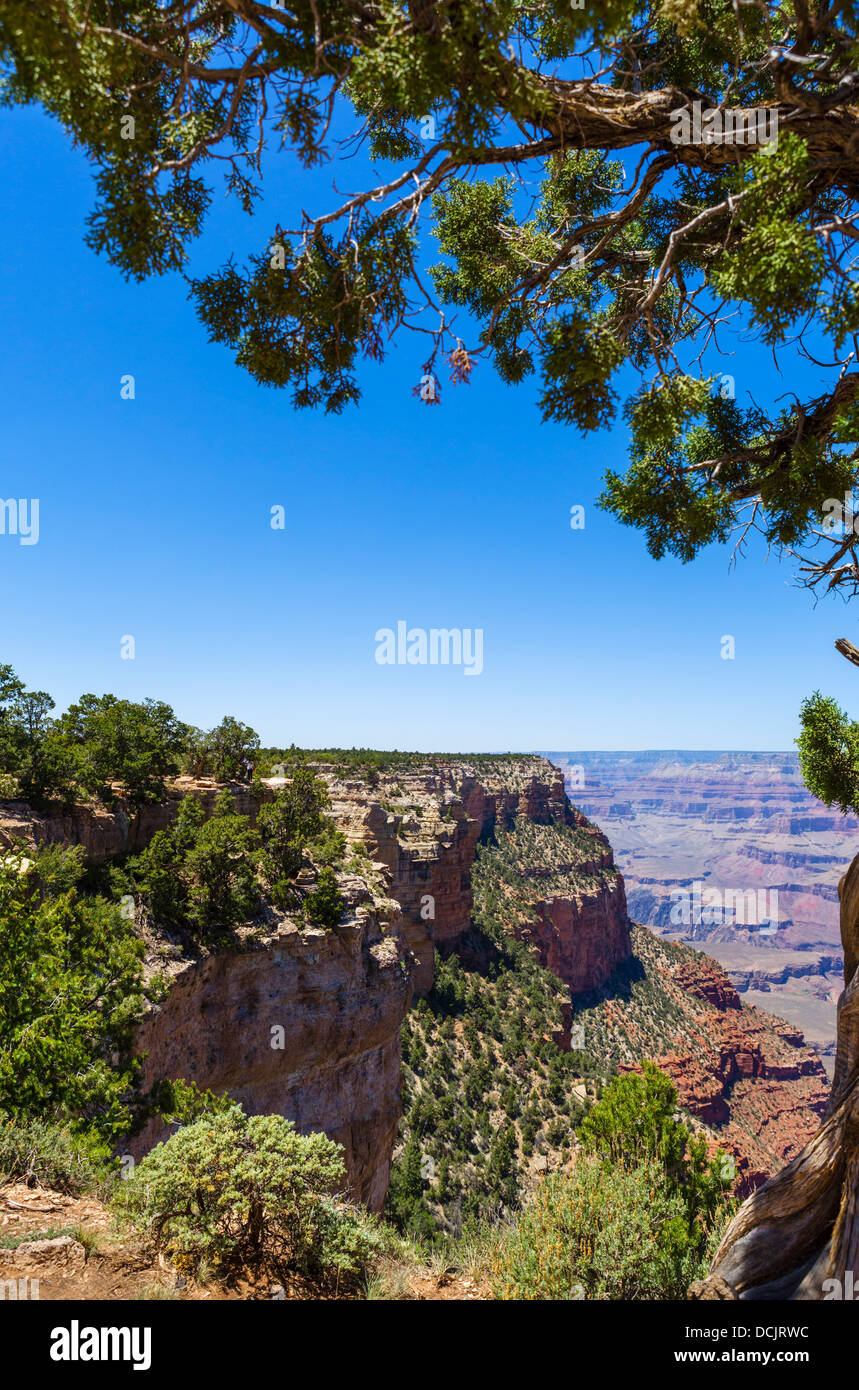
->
[491,1154,710,1301]
[0,662,265,808]
[257,768,331,903]
[0,1115,116,1195]
[303,867,345,929]
[493,1063,734,1299]
[797,691,859,817]
[4,5,859,596]
[0,850,149,1140]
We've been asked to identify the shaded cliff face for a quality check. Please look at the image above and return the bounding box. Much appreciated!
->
[132,884,410,1213]
[460,815,631,994]
[578,926,829,1196]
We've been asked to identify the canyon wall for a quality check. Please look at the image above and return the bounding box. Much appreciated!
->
[319,758,624,995]
[544,749,854,1068]
[131,885,410,1212]
[0,778,265,862]
[509,845,630,995]
[4,758,628,1209]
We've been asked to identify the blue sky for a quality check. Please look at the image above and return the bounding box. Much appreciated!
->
[1,103,857,752]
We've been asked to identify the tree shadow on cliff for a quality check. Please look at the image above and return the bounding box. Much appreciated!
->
[571,951,648,1013]
[430,910,562,1016]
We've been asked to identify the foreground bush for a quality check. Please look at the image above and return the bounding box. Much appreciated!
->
[579,1061,734,1234]
[0,1114,115,1194]
[114,1107,382,1285]
[491,1154,709,1300]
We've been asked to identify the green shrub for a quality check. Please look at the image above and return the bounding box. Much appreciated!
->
[132,791,259,933]
[193,716,260,782]
[492,1154,706,1300]
[579,1062,734,1232]
[797,691,859,816]
[311,824,347,866]
[183,792,260,929]
[32,844,87,898]
[579,1059,685,1168]
[0,1114,115,1194]
[153,1078,236,1125]
[257,770,330,888]
[303,867,344,928]
[385,1136,437,1242]
[114,1107,382,1285]
[55,693,187,804]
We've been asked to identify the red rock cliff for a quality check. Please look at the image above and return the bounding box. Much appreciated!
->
[321,758,628,995]
[613,932,829,1195]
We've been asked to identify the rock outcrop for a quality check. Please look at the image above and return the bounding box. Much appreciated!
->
[580,927,829,1196]
[0,778,265,862]
[319,758,621,995]
[515,882,630,995]
[132,884,410,1212]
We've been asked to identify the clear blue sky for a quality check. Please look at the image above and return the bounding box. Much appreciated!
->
[1,103,856,752]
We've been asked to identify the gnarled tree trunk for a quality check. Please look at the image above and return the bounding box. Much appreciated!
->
[691,852,859,1300]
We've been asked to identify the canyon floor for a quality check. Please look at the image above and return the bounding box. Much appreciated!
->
[544,750,856,1073]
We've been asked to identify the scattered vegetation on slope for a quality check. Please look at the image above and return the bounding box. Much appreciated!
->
[389,820,736,1293]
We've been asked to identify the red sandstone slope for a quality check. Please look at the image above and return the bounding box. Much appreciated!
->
[578,926,829,1194]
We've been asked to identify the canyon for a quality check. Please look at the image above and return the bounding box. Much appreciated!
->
[588,930,829,1195]
[545,750,857,1072]
[0,755,831,1212]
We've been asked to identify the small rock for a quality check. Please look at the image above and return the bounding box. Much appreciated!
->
[14,1236,78,1256]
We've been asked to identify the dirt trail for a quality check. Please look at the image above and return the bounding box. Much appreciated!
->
[0,1182,487,1301]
